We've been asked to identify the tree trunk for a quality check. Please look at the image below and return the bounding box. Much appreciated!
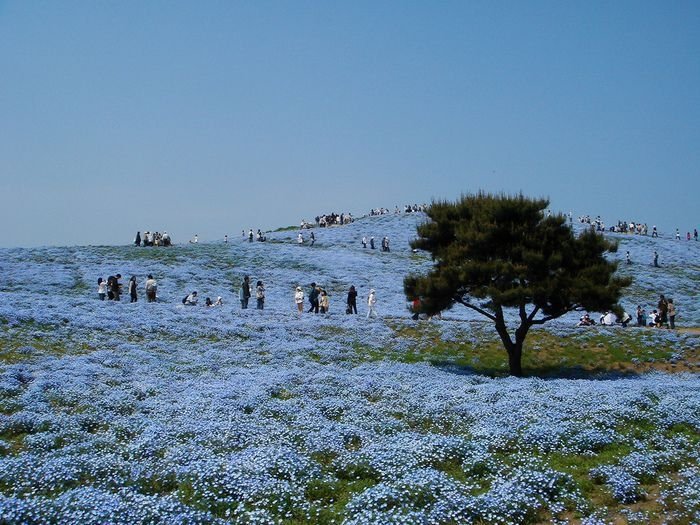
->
[494,308,527,377]
[507,341,523,377]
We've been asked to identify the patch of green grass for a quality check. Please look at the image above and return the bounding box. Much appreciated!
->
[382,321,699,377]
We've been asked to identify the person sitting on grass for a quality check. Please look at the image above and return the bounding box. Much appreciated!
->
[577,313,595,327]
[648,309,660,327]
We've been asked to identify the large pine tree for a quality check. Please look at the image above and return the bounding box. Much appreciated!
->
[405,193,631,376]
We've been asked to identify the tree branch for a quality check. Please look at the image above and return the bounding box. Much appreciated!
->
[530,315,558,325]
[527,306,540,323]
[455,297,497,322]
[519,304,528,324]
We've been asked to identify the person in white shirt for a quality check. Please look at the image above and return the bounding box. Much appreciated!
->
[367,289,377,319]
[145,275,157,302]
[184,291,198,306]
[97,278,107,300]
[294,286,304,314]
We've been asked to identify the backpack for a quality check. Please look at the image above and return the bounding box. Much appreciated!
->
[182,295,188,304]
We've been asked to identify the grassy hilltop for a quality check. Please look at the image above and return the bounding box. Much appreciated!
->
[0,213,699,524]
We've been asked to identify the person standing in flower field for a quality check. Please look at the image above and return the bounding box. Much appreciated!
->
[307,282,320,313]
[658,294,669,328]
[319,290,329,313]
[240,276,251,309]
[145,274,157,303]
[668,298,677,329]
[256,280,265,310]
[128,276,138,303]
[367,289,377,318]
[294,286,304,314]
[346,285,358,314]
[97,278,107,300]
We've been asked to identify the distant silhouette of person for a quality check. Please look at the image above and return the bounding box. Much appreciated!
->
[256,280,265,309]
[240,276,251,309]
[128,276,138,303]
[346,285,357,314]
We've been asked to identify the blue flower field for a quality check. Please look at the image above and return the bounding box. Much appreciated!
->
[0,213,699,524]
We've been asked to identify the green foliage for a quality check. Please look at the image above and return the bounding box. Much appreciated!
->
[405,193,632,375]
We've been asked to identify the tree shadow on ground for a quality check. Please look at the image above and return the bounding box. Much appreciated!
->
[432,360,649,380]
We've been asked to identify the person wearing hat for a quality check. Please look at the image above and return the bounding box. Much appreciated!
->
[294,286,305,314]
[367,289,377,318]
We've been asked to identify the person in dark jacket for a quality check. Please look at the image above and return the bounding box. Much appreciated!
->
[107,276,115,300]
[135,232,141,246]
[256,280,265,309]
[240,276,251,308]
[346,285,358,314]
[128,276,138,303]
[308,282,320,313]
[107,274,122,301]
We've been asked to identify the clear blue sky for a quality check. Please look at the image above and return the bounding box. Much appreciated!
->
[1,1,698,247]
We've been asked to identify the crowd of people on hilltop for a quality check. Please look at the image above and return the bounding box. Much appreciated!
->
[315,213,354,227]
[135,231,172,247]
[369,204,426,216]
[577,215,652,235]
[578,214,698,241]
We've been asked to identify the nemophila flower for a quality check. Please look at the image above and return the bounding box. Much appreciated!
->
[590,465,644,503]
[1,214,699,521]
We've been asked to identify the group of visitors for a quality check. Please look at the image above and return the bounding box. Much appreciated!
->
[577,293,679,329]
[369,204,427,216]
[579,214,698,242]
[674,228,698,241]
[182,291,224,307]
[97,270,382,317]
[244,229,267,242]
[577,310,632,327]
[135,231,171,247]
[294,283,377,318]
[97,274,158,303]
[236,275,266,309]
[361,236,390,251]
[638,294,678,329]
[297,231,316,245]
[314,212,354,227]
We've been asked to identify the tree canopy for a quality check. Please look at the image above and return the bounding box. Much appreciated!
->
[404,193,632,376]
